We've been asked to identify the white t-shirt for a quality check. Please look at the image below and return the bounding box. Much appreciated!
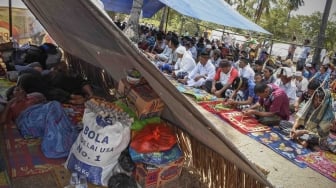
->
[219,67,233,85]
[295,77,309,97]
[275,79,296,105]
[239,64,255,81]
[174,52,196,75]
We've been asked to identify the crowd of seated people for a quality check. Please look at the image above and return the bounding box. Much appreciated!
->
[143,30,336,152]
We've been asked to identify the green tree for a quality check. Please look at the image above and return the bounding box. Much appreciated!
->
[313,0,333,65]
[324,12,336,50]
[234,0,255,19]
[286,0,304,23]
[259,3,288,38]
[254,0,276,23]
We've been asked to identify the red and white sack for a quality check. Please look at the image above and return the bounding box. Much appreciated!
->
[65,101,132,186]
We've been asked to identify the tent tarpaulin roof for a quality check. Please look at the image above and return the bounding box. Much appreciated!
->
[101,0,165,18]
[22,0,271,186]
[102,0,271,35]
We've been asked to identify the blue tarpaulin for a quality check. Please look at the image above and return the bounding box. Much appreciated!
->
[101,0,165,18]
[102,0,271,35]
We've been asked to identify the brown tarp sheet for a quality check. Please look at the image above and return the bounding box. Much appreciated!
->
[22,0,271,186]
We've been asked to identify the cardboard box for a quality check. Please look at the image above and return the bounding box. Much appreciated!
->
[135,157,184,188]
[118,79,165,119]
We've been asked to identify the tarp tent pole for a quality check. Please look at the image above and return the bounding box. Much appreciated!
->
[9,0,13,38]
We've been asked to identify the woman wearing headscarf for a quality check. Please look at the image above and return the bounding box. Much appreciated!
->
[289,87,334,148]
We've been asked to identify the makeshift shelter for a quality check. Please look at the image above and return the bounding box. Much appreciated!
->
[101,0,271,34]
[21,0,270,187]
[17,0,336,188]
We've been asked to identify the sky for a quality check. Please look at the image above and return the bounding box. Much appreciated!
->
[2,0,336,21]
[293,0,336,20]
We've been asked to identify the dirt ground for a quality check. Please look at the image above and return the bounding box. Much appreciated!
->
[8,167,206,188]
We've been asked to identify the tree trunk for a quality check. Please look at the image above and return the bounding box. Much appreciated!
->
[313,0,332,66]
[254,0,264,23]
[286,10,291,25]
[159,6,168,32]
[124,0,143,43]
[195,18,200,37]
[179,15,185,36]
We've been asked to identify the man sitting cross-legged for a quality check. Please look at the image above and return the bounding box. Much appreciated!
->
[204,59,238,98]
[242,82,290,126]
[178,51,215,88]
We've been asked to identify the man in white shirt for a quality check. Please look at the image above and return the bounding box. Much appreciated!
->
[238,57,255,81]
[294,71,309,98]
[274,67,296,107]
[178,51,216,88]
[172,46,196,79]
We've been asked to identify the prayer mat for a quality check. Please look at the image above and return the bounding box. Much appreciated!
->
[297,151,336,182]
[198,100,235,114]
[0,78,15,98]
[4,122,65,178]
[218,111,271,134]
[168,78,217,101]
[248,127,311,168]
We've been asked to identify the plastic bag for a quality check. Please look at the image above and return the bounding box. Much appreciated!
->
[129,144,182,166]
[130,123,176,153]
[107,173,138,188]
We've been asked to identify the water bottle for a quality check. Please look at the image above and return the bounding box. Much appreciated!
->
[77,174,88,188]
[69,172,79,186]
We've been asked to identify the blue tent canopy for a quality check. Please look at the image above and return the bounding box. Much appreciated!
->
[102,0,271,35]
[101,0,165,18]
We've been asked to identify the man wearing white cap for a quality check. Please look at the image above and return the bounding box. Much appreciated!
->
[274,67,296,108]
[294,71,308,98]
[172,46,196,79]
[178,51,215,88]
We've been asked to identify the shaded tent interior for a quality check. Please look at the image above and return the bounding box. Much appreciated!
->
[21,0,270,187]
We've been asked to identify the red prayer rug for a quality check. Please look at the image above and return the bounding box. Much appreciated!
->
[297,151,336,182]
[198,100,235,114]
[218,111,271,134]
[4,122,66,178]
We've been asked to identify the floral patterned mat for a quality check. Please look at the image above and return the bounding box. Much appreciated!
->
[297,151,336,182]
[248,127,311,168]
[167,77,217,101]
[4,122,65,178]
